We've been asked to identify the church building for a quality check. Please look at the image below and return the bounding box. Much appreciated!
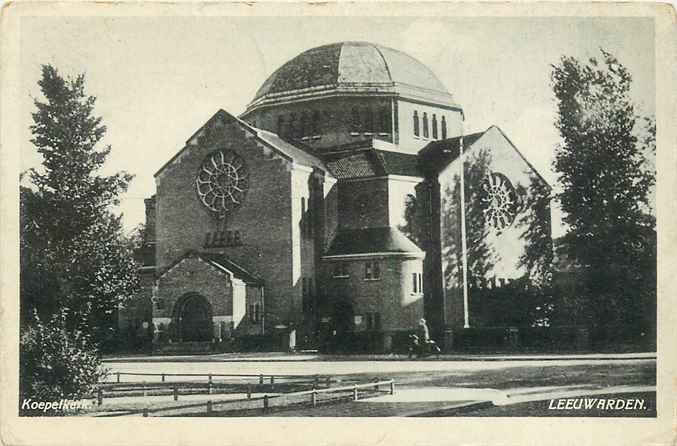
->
[123,41,551,352]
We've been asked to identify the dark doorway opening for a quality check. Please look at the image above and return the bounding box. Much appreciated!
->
[173,293,213,342]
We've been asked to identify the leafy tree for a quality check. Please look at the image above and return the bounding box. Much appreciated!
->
[20,309,106,415]
[21,65,139,346]
[551,50,656,341]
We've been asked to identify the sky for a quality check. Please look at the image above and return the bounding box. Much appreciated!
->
[19,16,655,237]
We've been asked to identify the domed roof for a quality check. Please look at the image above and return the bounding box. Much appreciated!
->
[246,41,455,111]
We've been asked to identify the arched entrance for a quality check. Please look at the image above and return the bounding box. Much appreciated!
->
[173,293,213,342]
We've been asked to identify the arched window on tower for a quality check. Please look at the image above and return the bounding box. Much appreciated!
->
[311,110,321,136]
[363,106,373,133]
[277,115,286,137]
[300,111,309,137]
[432,114,438,139]
[441,116,447,139]
[289,113,298,138]
[351,107,361,132]
[422,112,429,138]
[413,111,420,137]
[380,106,391,134]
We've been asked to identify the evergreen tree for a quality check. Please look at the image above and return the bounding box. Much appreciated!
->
[21,65,139,347]
[551,50,656,341]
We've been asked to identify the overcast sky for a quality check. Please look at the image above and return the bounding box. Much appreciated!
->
[20,16,655,237]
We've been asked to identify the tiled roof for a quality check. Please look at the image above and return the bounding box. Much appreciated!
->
[324,151,381,179]
[417,130,486,173]
[324,226,424,257]
[254,128,327,172]
[375,150,421,177]
[251,42,454,106]
[200,252,264,286]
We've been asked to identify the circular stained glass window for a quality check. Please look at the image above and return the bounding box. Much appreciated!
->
[481,172,518,233]
[195,150,249,215]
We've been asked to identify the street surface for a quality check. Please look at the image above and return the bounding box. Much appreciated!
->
[97,354,656,416]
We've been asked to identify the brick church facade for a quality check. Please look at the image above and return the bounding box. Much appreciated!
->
[121,41,551,352]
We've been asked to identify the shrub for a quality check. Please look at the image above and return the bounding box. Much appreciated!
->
[20,310,106,415]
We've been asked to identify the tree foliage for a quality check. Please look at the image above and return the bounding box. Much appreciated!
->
[20,310,106,415]
[551,50,656,339]
[21,65,139,346]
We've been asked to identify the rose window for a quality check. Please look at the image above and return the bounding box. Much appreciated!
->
[481,172,518,233]
[195,150,249,215]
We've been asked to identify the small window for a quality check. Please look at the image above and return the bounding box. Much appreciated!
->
[333,263,349,278]
[413,111,420,136]
[365,261,381,280]
[412,273,418,293]
[380,106,390,133]
[277,115,285,136]
[351,107,361,132]
[300,111,309,137]
[311,110,321,135]
[363,106,373,133]
[418,273,423,293]
[289,113,298,138]
[441,116,447,139]
[432,114,438,139]
[422,112,429,138]
[366,312,381,330]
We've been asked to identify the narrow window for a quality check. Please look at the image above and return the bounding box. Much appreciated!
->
[311,110,321,136]
[300,111,309,137]
[289,113,298,138]
[412,273,418,293]
[413,111,420,136]
[432,114,438,139]
[373,262,381,279]
[277,115,285,136]
[364,106,373,133]
[333,263,348,278]
[418,273,423,293]
[365,262,373,280]
[422,112,429,138]
[441,116,447,139]
[380,106,390,133]
[351,107,361,132]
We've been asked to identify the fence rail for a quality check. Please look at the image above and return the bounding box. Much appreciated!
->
[92,377,395,417]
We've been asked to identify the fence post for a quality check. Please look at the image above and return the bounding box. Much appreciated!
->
[390,381,395,395]
[259,374,264,385]
[325,376,331,387]
[247,385,252,399]
[208,374,213,394]
[353,385,358,401]
[314,375,318,388]
[173,385,179,401]
[143,381,147,398]
[270,375,274,390]
[206,400,213,414]
[161,373,165,383]
[263,395,269,413]
[116,372,120,383]
[311,390,317,407]
[373,378,379,392]
[142,408,148,417]
[97,388,103,406]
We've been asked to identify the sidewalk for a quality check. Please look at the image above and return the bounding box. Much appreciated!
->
[103,351,657,363]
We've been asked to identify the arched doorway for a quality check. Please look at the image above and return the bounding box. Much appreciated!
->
[173,293,213,342]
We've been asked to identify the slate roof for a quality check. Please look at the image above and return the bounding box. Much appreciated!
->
[417,130,486,174]
[200,252,264,286]
[324,227,424,257]
[254,128,327,172]
[323,147,421,180]
[249,42,455,108]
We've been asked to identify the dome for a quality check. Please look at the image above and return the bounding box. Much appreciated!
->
[246,41,455,112]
